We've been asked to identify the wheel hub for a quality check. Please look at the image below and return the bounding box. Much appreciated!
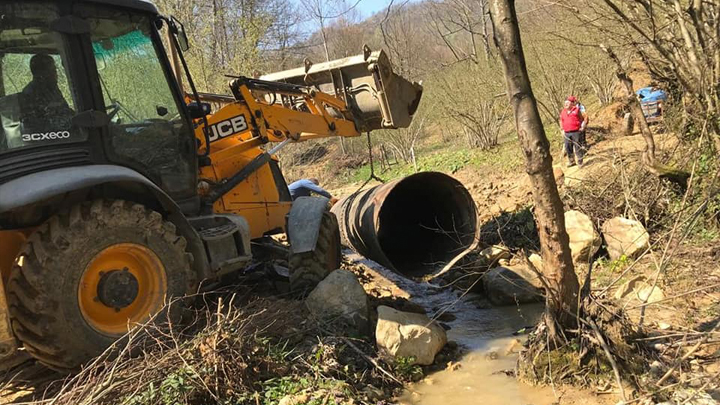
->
[96,268,139,310]
[79,243,168,336]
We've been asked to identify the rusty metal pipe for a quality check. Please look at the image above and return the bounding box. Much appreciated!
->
[331,172,477,277]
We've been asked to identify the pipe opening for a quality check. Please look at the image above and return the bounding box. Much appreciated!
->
[377,172,476,276]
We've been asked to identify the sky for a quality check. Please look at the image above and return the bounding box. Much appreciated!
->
[294,0,396,25]
[354,0,392,18]
[292,0,399,37]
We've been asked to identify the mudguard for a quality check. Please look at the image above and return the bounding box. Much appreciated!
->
[0,165,211,279]
[0,165,169,213]
[287,196,330,254]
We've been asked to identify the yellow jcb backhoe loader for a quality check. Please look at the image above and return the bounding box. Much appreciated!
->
[0,0,422,372]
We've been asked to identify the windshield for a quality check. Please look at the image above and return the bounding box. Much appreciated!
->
[91,18,180,123]
[0,2,82,153]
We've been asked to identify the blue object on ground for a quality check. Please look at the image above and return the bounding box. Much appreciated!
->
[636,87,667,102]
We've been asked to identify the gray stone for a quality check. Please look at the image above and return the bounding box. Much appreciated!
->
[479,245,512,265]
[671,389,719,405]
[636,285,665,304]
[565,210,602,263]
[614,276,646,300]
[622,112,634,136]
[528,253,543,271]
[306,270,369,332]
[602,217,650,260]
[278,394,309,405]
[375,306,447,366]
[483,265,543,306]
[614,277,666,305]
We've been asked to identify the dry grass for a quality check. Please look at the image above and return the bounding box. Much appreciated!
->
[1,292,402,405]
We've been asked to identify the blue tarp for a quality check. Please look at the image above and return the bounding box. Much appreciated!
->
[636,87,667,102]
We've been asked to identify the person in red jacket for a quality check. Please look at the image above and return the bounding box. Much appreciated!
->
[559,95,587,167]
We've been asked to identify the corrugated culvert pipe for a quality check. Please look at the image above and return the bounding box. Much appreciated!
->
[331,172,477,277]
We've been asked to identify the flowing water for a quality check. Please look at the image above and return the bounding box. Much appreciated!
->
[346,253,572,405]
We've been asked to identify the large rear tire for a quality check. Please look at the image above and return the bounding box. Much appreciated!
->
[6,200,195,372]
[288,211,341,292]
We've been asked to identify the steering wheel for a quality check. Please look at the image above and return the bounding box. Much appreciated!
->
[106,103,121,121]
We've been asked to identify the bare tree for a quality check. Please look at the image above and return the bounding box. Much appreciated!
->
[426,0,492,64]
[435,62,510,149]
[585,54,618,106]
[378,1,438,78]
[155,0,305,92]
[548,0,720,144]
[325,15,365,58]
[602,45,656,164]
[380,116,427,169]
[489,0,580,333]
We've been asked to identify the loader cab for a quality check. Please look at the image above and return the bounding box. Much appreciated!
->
[0,0,198,205]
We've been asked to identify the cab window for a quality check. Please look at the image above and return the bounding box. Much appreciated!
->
[0,2,82,152]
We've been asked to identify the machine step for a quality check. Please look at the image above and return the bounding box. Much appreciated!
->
[189,215,252,276]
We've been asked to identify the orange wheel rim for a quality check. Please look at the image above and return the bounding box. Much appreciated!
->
[78,243,167,336]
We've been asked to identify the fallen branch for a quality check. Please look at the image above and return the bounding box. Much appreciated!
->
[338,335,406,387]
[656,321,720,386]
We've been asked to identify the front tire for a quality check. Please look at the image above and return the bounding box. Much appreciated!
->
[288,211,341,292]
[6,200,195,372]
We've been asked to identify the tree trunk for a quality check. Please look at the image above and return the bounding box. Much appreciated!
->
[601,45,656,164]
[480,0,492,63]
[489,0,580,332]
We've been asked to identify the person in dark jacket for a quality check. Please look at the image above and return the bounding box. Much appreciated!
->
[20,53,74,133]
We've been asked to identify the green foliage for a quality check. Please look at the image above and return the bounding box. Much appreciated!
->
[125,367,196,405]
[596,254,631,273]
[153,0,304,93]
[257,376,351,405]
[392,356,423,381]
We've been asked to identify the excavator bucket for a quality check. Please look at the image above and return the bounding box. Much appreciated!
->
[260,47,423,132]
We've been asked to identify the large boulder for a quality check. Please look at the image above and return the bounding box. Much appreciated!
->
[483,265,543,306]
[376,306,447,366]
[564,210,602,263]
[602,217,650,260]
[306,270,369,333]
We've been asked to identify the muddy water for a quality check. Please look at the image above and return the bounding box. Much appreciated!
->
[346,253,561,405]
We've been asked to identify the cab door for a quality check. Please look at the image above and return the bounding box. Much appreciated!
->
[81,5,198,203]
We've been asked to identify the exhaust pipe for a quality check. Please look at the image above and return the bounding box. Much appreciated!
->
[331,172,478,277]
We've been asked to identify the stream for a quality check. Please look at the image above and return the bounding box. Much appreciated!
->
[346,252,567,405]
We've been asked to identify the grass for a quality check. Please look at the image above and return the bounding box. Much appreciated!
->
[336,128,565,185]
[591,255,634,288]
